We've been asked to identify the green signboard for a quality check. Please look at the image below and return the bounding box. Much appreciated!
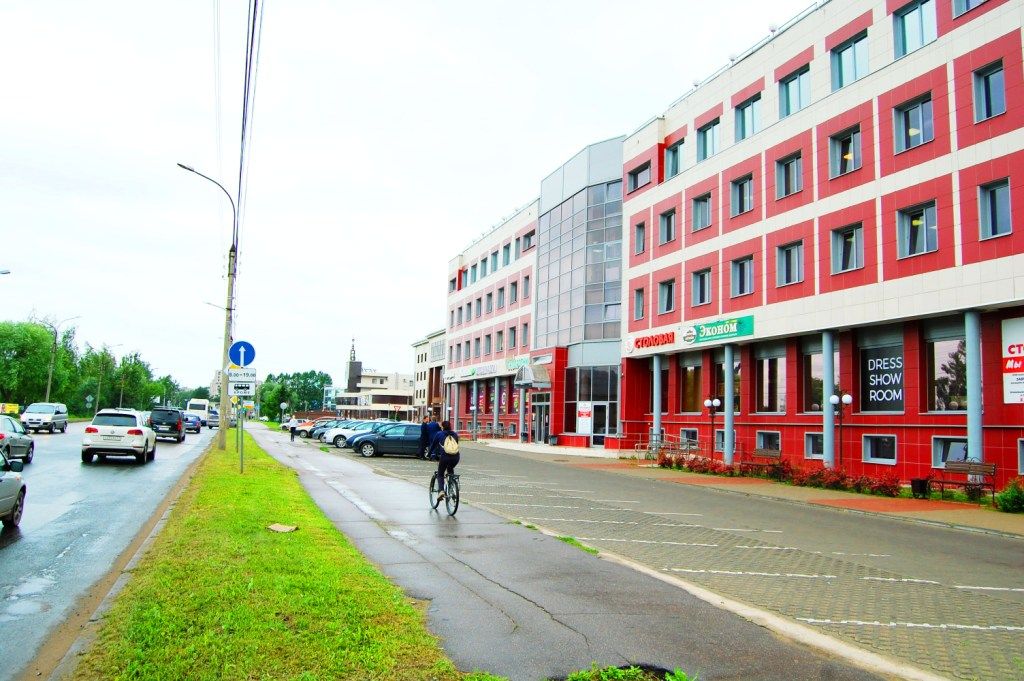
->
[683,315,755,344]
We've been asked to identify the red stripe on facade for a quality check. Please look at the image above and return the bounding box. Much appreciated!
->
[825,10,873,51]
[730,77,765,107]
[774,46,814,82]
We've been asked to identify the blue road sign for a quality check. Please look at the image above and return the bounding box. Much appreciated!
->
[228,340,256,367]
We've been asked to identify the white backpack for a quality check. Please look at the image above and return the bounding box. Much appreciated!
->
[442,434,460,455]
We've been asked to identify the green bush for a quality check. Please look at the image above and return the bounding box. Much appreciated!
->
[995,477,1024,513]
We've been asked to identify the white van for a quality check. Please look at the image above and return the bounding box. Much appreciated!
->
[21,402,69,433]
[184,399,212,426]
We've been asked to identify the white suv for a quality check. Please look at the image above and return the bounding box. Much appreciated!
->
[82,409,157,465]
[21,402,69,433]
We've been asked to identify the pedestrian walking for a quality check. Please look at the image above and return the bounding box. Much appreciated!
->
[418,415,431,459]
[288,415,299,442]
[429,420,460,502]
[425,415,442,459]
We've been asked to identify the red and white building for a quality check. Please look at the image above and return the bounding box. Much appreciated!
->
[620,0,1024,485]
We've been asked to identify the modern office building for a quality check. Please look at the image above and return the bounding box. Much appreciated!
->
[619,0,1024,485]
[412,329,446,420]
[324,342,416,419]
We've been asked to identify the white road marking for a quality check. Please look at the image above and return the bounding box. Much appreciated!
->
[799,617,1024,632]
[954,585,1024,593]
[862,577,940,585]
[550,489,596,494]
[469,491,535,497]
[667,568,837,579]
[579,537,718,548]
[832,552,891,557]
[482,503,581,509]
[522,517,638,524]
[591,499,640,504]
[737,546,816,552]
[644,511,702,516]
[653,522,702,528]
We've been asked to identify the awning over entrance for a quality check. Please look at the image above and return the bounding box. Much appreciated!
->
[514,364,551,389]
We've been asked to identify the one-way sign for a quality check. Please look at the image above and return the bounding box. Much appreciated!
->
[228,382,255,397]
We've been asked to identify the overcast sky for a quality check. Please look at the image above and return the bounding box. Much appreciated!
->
[2,0,812,388]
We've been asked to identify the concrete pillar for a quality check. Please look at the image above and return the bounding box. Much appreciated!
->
[451,383,458,431]
[723,344,735,465]
[493,377,500,433]
[965,310,983,462]
[652,354,663,443]
[518,387,526,442]
[822,330,836,469]
[471,379,478,433]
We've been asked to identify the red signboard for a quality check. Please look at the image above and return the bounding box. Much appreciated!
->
[634,332,675,349]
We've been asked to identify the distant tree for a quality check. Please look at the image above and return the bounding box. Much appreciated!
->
[0,322,56,405]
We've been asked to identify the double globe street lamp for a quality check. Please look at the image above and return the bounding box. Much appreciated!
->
[829,391,854,466]
[703,397,721,457]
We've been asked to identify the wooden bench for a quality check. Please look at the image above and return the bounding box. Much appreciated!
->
[739,448,783,475]
[934,460,997,502]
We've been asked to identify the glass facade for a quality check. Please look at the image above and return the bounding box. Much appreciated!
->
[536,180,623,348]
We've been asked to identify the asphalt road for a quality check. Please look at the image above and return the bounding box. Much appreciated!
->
[0,420,213,681]
[301,437,1024,681]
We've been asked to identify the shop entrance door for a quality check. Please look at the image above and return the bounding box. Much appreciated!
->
[532,404,549,444]
[591,403,608,447]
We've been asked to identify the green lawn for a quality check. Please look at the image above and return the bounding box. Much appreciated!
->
[73,429,502,680]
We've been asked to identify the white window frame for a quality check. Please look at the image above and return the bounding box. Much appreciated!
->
[756,430,781,450]
[805,432,824,460]
[659,210,676,244]
[633,288,645,320]
[954,0,987,16]
[831,223,864,274]
[979,178,1012,239]
[680,428,698,444]
[692,194,712,231]
[665,140,684,179]
[496,330,504,352]
[497,287,505,308]
[776,153,802,198]
[628,162,652,192]
[777,240,804,286]
[862,434,898,464]
[692,269,712,306]
[735,94,761,142]
[634,222,646,254]
[897,201,938,258]
[831,32,868,91]
[510,281,519,303]
[658,279,675,314]
[830,126,862,177]
[894,0,937,59]
[931,435,968,468]
[894,96,934,153]
[731,175,754,216]
[780,66,810,117]
[509,325,517,348]
[974,60,1006,122]
[731,256,754,297]
[697,119,720,161]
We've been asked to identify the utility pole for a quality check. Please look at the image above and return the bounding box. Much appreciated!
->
[42,316,81,402]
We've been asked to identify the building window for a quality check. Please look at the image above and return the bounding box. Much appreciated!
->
[805,433,824,459]
[523,275,531,298]
[831,223,864,273]
[457,308,463,325]
[634,222,646,254]
[756,356,786,412]
[932,437,969,467]
[731,256,754,297]
[474,298,482,317]
[756,431,781,450]
[735,94,761,142]
[514,237,521,260]
[898,202,937,258]
[522,230,535,250]
[731,175,753,216]
[974,61,1006,122]
[470,264,477,283]
[830,126,862,177]
[522,323,529,348]
[980,179,1011,239]
[485,293,493,313]
[473,338,481,358]
[777,240,804,286]
[484,335,492,355]
[680,428,698,444]
[502,243,511,266]
[697,119,720,161]
[954,0,987,16]
[894,0,936,58]
[659,210,677,244]
[692,193,712,231]
[464,341,470,359]
[831,32,868,90]
[510,281,519,303]
[496,330,504,352]
[776,153,802,198]
[466,303,472,321]
[658,279,675,314]
[894,96,934,152]
[448,278,457,292]
[449,310,454,328]
[633,288,645,320]
[490,251,498,271]
[497,287,505,308]
[713,360,741,413]
[480,258,488,277]
[665,140,683,179]
[928,338,966,411]
[628,162,652,192]
[863,434,897,463]
[780,66,810,117]
[802,349,839,412]
[508,325,517,348]
[692,268,712,306]
[679,364,702,412]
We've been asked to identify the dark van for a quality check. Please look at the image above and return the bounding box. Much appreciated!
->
[149,408,186,443]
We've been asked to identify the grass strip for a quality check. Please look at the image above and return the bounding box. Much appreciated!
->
[73,429,503,680]
[557,536,598,555]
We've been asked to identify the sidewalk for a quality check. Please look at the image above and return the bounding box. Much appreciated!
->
[479,438,1024,538]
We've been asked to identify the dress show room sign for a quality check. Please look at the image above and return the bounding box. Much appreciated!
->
[1002,317,1024,403]
[860,346,904,411]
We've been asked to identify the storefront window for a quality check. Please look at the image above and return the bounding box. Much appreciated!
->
[679,365,702,412]
[714,360,741,413]
[802,350,839,411]
[564,366,620,434]
[755,356,786,413]
[927,338,967,411]
[860,344,905,412]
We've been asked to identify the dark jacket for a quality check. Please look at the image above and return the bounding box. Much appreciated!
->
[425,420,442,441]
[419,422,430,446]
[429,429,459,458]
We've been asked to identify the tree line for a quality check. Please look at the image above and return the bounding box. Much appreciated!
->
[0,321,208,415]
[257,370,334,418]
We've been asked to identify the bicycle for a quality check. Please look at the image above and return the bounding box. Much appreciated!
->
[429,470,460,516]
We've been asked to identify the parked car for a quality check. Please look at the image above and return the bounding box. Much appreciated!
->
[82,409,157,464]
[0,449,26,529]
[350,423,424,458]
[0,415,34,463]
[183,413,202,433]
[208,410,220,429]
[20,402,69,433]
[149,407,186,443]
[310,419,349,441]
[342,421,416,449]
[258,415,269,422]
[324,421,379,448]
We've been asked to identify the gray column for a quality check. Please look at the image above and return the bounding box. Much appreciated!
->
[471,380,478,433]
[451,383,458,431]
[822,330,836,469]
[723,344,735,465]
[651,354,663,443]
[517,387,526,441]
[965,310,983,462]
[493,377,500,433]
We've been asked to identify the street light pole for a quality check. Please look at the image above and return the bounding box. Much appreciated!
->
[703,396,721,458]
[43,316,81,403]
[829,390,854,467]
[178,162,238,450]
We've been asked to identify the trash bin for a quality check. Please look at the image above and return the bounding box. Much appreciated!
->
[548,435,558,446]
[910,477,931,499]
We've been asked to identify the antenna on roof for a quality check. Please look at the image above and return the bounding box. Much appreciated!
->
[727,53,738,63]
[692,79,701,88]
[768,23,779,33]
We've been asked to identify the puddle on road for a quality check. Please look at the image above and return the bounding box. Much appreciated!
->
[2,599,51,617]
[10,575,56,597]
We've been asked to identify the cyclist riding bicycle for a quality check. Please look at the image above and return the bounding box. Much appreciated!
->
[429,420,460,503]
